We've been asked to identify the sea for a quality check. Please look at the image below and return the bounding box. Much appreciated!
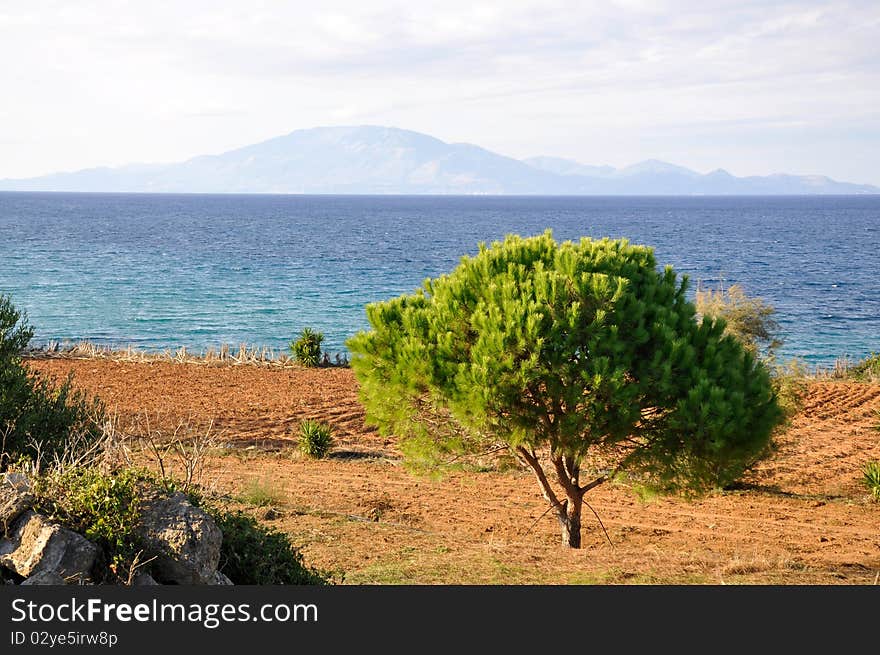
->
[1,192,877,367]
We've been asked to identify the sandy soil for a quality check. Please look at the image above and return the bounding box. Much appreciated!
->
[28,357,880,584]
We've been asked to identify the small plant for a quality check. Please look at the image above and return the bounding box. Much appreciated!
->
[204,506,328,584]
[863,461,880,501]
[298,419,334,459]
[239,477,285,507]
[290,328,324,367]
[850,353,880,381]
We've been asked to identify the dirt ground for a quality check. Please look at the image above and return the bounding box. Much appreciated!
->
[28,357,880,585]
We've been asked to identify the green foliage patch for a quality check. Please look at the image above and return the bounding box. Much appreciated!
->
[204,506,329,584]
[863,461,880,502]
[0,294,103,467]
[291,327,324,367]
[849,353,880,381]
[33,467,152,582]
[298,419,334,459]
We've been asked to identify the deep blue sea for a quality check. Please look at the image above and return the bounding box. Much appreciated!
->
[1,193,877,367]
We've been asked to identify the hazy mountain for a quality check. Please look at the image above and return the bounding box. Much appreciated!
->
[522,156,615,178]
[524,155,878,195]
[2,126,877,195]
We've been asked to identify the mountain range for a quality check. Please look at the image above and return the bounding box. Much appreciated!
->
[2,126,876,195]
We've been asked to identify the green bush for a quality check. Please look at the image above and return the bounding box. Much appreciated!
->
[770,359,809,421]
[864,461,880,502]
[204,507,328,584]
[0,294,33,360]
[33,467,151,582]
[0,294,104,467]
[849,353,880,381]
[32,465,329,585]
[695,283,782,359]
[298,419,334,459]
[290,328,324,367]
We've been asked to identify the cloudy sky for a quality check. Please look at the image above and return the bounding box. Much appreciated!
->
[1,0,878,184]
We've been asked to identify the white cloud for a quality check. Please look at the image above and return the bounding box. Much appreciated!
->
[0,0,878,183]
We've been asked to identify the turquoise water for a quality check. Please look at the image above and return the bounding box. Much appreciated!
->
[1,192,877,366]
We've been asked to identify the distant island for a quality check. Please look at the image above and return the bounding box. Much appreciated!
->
[2,125,877,195]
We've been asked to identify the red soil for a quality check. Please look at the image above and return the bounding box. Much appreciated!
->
[28,358,880,584]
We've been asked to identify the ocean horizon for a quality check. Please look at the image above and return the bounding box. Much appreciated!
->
[2,191,878,367]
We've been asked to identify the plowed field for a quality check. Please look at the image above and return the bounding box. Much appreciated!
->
[28,357,880,584]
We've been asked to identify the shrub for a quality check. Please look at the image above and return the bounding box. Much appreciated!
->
[770,359,810,421]
[864,461,880,502]
[291,328,324,367]
[32,464,328,585]
[0,294,33,360]
[298,419,334,459]
[0,294,104,467]
[695,283,782,359]
[33,467,151,582]
[204,506,328,584]
[849,353,880,381]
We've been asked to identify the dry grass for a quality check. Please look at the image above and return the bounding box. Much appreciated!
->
[27,340,350,368]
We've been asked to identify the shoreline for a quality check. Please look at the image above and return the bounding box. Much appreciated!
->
[23,339,876,380]
[25,340,351,368]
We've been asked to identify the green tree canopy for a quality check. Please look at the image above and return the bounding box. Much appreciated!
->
[348,232,782,548]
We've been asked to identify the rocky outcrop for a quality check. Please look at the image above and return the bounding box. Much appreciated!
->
[0,473,233,585]
[0,511,97,583]
[1,472,33,534]
[209,570,234,585]
[134,492,223,585]
[20,570,68,585]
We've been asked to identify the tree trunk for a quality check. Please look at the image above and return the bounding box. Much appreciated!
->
[556,494,583,548]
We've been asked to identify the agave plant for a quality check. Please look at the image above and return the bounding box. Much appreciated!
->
[291,327,324,367]
[863,461,880,501]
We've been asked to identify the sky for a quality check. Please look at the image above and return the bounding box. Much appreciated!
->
[1,0,879,184]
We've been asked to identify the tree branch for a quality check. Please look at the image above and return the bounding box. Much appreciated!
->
[551,453,578,498]
[563,453,579,485]
[516,446,562,510]
[579,474,608,494]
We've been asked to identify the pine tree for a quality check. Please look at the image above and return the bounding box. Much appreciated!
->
[347,232,782,548]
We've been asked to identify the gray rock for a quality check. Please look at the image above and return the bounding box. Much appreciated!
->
[21,570,67,585]
[134,492,222,584]
[208,570,234,585]
[1,472,34,535]
[3,472,30,492]
[0,511,96,583]
[131,572,160,586]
